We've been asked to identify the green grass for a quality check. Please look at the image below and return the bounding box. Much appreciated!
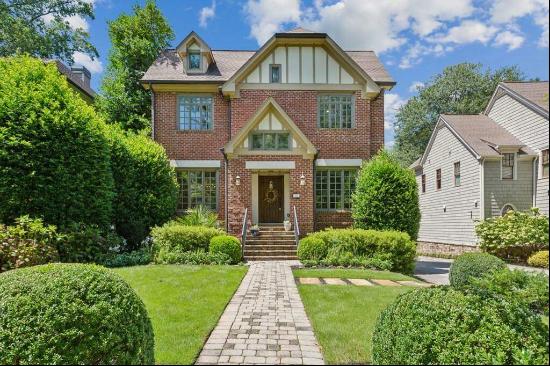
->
[114,265,247,365]
[298,284,413,364]
[293,267,416,281]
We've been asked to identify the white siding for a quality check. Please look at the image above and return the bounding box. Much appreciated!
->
[417,125,481,245]
[488,94,549,214]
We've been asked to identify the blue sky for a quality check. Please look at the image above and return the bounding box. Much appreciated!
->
[78,0,549,146]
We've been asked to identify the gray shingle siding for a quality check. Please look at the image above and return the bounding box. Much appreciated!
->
[488,94,549,214]
[484,158,534,217]
[417,125,481,246]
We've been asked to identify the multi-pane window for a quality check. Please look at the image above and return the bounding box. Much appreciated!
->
[436,169,442,190]
[502,153,515,180]
[270,65,281,83]
[542,149,549,178]
[178,96,213,130]
[318,95,354,128]
[421,174,426,193]
[176,170,217,211]
[251,132,290,150]
[454,162,461,187]
[315,169,357,210]
[188,51,201,69]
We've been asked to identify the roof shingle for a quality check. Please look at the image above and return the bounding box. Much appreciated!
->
[501,81,549,112]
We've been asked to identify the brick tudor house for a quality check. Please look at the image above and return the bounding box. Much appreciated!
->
[141,29,394,257]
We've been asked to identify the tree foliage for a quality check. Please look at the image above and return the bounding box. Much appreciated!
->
[0,56,113,228]
[97,0,174,132]
[393,63,524,166]
[0,0,97,62]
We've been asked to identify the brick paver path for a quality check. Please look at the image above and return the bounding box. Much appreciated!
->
[196,261,325,365]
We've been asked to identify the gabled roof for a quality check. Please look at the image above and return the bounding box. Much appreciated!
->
[224,97,317,159]
[418,114,535,167]
[485,81,549,118]
[175,31,212,54]
[48,60,96,99]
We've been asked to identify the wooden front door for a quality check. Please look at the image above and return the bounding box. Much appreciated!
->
[259,176,284,223]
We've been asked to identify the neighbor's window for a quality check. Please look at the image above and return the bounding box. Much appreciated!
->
[315,169,357,210]
[502,153,515,180]
[178,96,213,130]
[270,64,281,83]
[251,132,290,150]
[542,149,549,178]
[421,174,426,193]
[454,162,461,187]
[436,169,442,190]
[501,204,515,216]
[318,95,354,128]
[176,170,217,211]
[188,51,201,69]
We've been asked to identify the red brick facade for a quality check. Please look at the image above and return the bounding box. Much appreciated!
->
[153,88,385,236]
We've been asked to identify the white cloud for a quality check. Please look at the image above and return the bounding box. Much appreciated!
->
[431,20,498,45]
[245,0,301,45]
[199,1,216,28]
[494,30,525,50]
[409,81,425,93]
[399,43,446,69]
[491,0,548,47]
[73,51,103,73]
[65,15,89,31]
[384,93,407,131]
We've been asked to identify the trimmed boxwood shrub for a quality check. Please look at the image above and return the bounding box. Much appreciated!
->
[476,209,549,261]
[297,228,416,273]
[0,263,154,364]
[352,150,420,240]
[151,222,224,262]
[372,287,549,365]
[0,56,113,228]
[155,249,231,265]
[209,235,242,264]
[527,250,549,269]
[106,125,178,248]
[449,252,506,288]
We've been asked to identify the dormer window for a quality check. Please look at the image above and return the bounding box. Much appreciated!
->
[270,65,281,83]
[188,51,201,70]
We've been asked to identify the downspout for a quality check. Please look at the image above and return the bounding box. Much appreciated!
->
[532,156,538,208]
[149,83,155,140]
[479,158,485,220]
[221,148,229,232]
[312,150,319,232]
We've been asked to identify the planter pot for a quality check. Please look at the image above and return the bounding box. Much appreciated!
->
[284,222,292,231]
[250,230,259,237]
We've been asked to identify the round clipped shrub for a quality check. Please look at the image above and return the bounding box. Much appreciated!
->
[151,223,224,261]
[527,250,549,269]
[209,235,242,264]
[352,150,420,240]
[0,56,113,228]
[372,287,549,365]
[450,252,506,288]
[298,236,328,261]
[107,125,178,249]
[0,263,154,364]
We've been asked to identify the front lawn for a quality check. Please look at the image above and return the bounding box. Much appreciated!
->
[294,268,417,364]
[115,265,247,365]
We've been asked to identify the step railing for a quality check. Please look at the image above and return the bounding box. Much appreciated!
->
[240,208,248,257]
[293,206,300,248]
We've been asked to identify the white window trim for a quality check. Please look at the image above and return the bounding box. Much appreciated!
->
[540,148,549,180]
[500,152,517,181]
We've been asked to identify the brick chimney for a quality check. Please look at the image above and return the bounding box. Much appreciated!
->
[70,66,92,87]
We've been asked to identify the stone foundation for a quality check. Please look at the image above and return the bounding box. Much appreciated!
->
[417,241,480,257]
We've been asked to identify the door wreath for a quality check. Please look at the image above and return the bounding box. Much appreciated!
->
[264,180,279,205]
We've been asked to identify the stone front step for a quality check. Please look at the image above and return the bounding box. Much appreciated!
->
[244,224,297,261]
[245,255,298,261]
[244,249,297,256]
[246,239,296,245]
[245,244,297,251]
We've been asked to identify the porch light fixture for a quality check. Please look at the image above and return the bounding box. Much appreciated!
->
[235,175,241,186]
[300,174,306,186]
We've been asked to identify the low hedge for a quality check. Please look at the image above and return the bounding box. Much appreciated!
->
[209,235,242,264]
[372,287,549,365]
[449,252,506,288]
[527,250,549,269]
[151,222,224,262]
[297,228,416,273]
[0,263,154,364]
[154,249,232,265]
[101,247,153,268]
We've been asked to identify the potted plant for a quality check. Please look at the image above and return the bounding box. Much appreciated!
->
[250,224,260,237]
[283,219,292,231]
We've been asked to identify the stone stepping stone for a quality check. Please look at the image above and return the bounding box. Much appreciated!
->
[297,277,322,285]
[347,278,373,286]
[397,280,431,287]
[322,278,348,285]
[370,279,401,287]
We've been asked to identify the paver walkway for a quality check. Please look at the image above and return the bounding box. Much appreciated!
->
[196,261,325,365]
[295,277,431,287]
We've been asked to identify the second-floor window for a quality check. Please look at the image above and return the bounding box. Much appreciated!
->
[436,169,442,190]
[318,95,354,128]
[502,153,515,180]
[176,170,217,211]
[188,51,201,70]
[421,174,426,193]
[542,149,549,178]
[454,162,461,187]
[315,169,357,210]
[178,96,213,131]
[251,132,290,150]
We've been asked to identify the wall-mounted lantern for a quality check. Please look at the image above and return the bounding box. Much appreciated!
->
[235,175,241,186]
[300,174,306,186]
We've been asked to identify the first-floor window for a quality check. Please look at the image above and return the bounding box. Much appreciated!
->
[176,170,217,211]
[454,162,461,187]
[502,153,515,180]
[315,169,357,210]
[542,149,549,178]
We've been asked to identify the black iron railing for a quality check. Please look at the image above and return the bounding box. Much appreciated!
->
[293,206,300,248]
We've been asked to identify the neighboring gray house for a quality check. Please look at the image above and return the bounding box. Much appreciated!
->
[412,81,549,255]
